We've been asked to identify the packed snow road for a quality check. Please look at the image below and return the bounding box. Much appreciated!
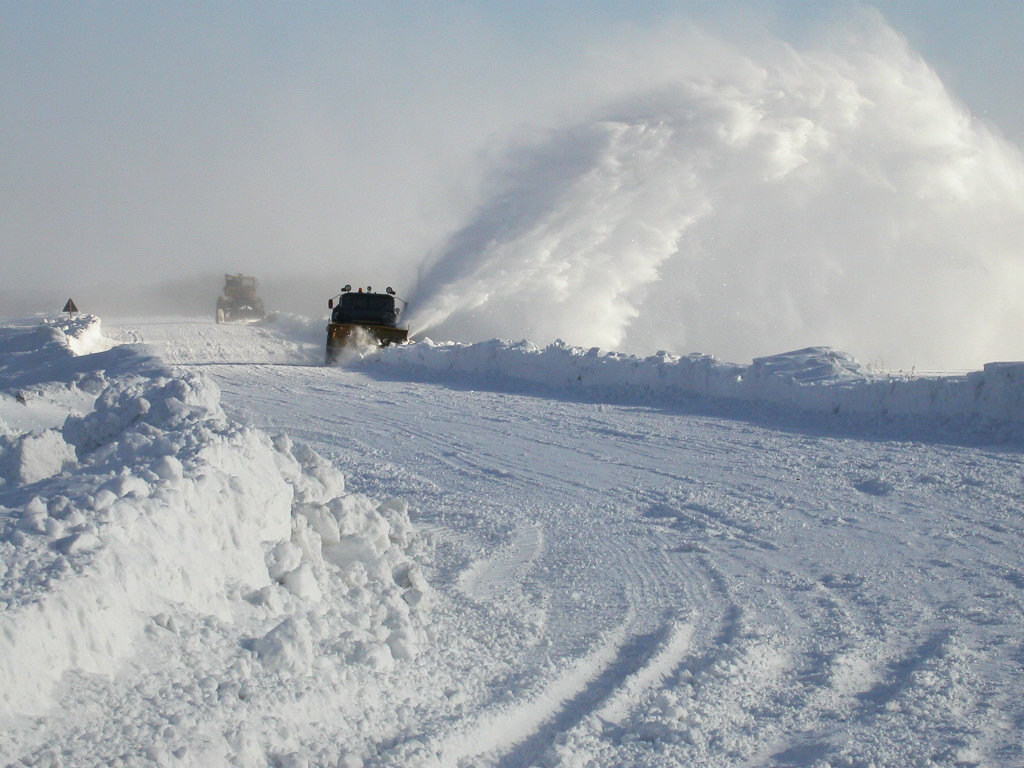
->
[98,317,1024,767]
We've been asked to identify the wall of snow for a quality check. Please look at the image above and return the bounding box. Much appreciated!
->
[0,317,429,723]
[362,339,1024,427]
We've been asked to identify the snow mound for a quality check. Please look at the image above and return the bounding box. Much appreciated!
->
[56,314,113,356]
[0,318,429,725]
[746,347,868,385]
[0,315,100,380]
[0,314,151,394]
[361,338,1024,426]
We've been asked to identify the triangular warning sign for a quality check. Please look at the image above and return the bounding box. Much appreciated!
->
[63,298,78,313]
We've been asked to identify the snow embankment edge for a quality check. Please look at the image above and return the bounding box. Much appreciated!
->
[363,340,1024,426]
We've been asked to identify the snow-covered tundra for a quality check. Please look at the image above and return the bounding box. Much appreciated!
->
[2,314,1024,767]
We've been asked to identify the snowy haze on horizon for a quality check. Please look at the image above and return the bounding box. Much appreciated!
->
[5,3,1024,370]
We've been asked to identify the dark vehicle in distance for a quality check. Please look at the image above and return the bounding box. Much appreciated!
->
[216,274,266,323]
[325,285,408,362]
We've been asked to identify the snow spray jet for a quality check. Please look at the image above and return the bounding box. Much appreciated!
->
[407,15,1024,370]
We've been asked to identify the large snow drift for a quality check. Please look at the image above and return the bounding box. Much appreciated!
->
[0,316,429,762]
[358,338,1024,430]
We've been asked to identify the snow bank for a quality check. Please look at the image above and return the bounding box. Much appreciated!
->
[0,315,150,394]
[361,339,1024,427]
[0,317,429,724]
[0,315,97,382]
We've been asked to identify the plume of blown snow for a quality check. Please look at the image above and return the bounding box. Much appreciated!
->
[407,13,1024,370]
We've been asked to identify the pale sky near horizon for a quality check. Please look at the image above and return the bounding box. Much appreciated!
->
[3,1,1024,296]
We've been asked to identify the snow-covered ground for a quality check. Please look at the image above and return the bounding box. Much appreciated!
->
[3,314,1024,767]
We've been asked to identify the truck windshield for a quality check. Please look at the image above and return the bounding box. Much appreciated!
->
[333,293,400,327]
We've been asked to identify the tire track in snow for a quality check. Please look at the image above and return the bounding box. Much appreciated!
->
[590,620,696,726]
[458,537,721,767]
[402,617,695,768]
[374,498,716,767]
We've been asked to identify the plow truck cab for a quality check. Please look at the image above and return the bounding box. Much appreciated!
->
[325,285,408,363]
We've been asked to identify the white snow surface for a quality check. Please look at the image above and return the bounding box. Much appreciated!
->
[3,314,1024,768]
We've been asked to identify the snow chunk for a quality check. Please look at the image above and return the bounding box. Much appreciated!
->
[267,541,304,581]
[0,428,76,484]
[49,314,113,356]
[252,617,315,675]
[151,454,183,480]
[282,563,322,602]
[58,531,102,555]
[746,346,869,385]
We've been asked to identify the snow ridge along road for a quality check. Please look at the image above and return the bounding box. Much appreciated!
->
[3,314,1024,767]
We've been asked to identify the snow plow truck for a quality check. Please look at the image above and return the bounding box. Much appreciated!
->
[325,285,408,363]
[216,274,266,323]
